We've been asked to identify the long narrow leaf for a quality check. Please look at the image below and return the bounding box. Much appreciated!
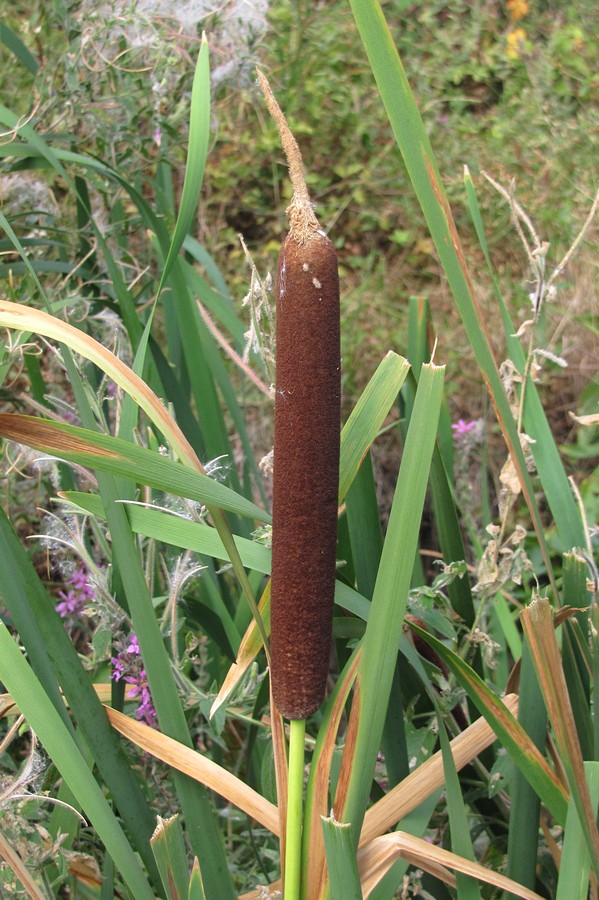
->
[505,639,546,894]
[0,506,160,882]
[338,351,409,501]
[303,650,362,900]
[349,0,559,596]
[0,831,46,899]
[436,701,481,900]
[151,815,190,900]
[521,597,599,874]
[94,472,236,898]
[0,302,265,647]
[555,762,599,900]
[0,300,200,468]
[321,817,362,900]
[409,621,568,824]
[0,414,268,523]
[357,832,543,900]
[361,693,519,846]
[105,706,279,836]
[157,35,210,294]
[0,22,39,73]
[334,363,445,841]
[63,491,270,573]
[0,624,155,900]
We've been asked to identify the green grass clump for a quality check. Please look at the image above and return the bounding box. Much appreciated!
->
[0,1,597,898]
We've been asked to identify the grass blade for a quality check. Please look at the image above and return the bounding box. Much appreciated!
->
[321,817,362,900]
[436,702,481,900]
[188,857,207,900]
[0,300,202,469]
[338,351,409,502]
[0,506,160,884]
[157,35,210,295]
[334,363,445,841]
[303,650,362,900]
[561,552,593,758]
[361,693,519,846]
[0,414,269,523]
[63,489,269,573]
[0,298,266,646]
[94,473,237,898]
[0,22,39,73]
[349,0,560,596]
[0,830,46,899]
[151,815,189,900]
[345,451,383,601]
[105,706,279,835]
[555,762,599,900]
[409,621,568,824]
[521,597,599,874]
[357,832,543,900]
[504,640,546,896]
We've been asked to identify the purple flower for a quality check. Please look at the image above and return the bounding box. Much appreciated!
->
[126,634,140,655]
[452,419,477,438]
[451,419,478,444]
[126,674,157,726]
[111,634,156,726]
[55,564,95,619]
[55,589,86,618]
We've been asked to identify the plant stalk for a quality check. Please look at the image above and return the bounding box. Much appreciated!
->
[285,718,306,900]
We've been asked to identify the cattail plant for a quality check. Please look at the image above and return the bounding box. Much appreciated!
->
[257,70,341,721]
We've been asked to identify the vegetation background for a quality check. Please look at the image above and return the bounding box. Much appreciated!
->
[3,0,597,426]
[0,0,597,897]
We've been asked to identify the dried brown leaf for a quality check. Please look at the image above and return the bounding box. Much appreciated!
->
[357,831,544,899]
[104,706,279,835]
[360,694,519,845]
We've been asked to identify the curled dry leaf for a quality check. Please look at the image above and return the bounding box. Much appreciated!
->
[357,831,544,899]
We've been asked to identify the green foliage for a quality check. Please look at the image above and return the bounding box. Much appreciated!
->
[0,1,597,898]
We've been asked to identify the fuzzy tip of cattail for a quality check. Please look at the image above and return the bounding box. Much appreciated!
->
[256,68,321,245]
[258,70,341,720]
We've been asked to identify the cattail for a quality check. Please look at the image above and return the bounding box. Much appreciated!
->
[258,71,341,720]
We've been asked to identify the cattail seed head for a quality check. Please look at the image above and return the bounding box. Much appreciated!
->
[258,70,341,720]
[270,230,341,719]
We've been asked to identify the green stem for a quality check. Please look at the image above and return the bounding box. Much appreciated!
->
[285,718,306,900]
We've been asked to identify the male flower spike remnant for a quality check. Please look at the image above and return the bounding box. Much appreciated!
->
[258,71,341,720]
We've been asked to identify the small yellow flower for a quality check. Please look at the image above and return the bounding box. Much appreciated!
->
[506,0,529,22]
[506,27,527,59]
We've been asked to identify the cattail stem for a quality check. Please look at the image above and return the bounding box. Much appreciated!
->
[258,71,341,720]
[284,718,306,900]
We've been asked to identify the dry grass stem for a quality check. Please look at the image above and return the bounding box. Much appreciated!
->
[0,830,46,900]
[197,299,272,398]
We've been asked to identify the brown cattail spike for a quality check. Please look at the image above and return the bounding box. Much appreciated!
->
[258,71,341,720]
